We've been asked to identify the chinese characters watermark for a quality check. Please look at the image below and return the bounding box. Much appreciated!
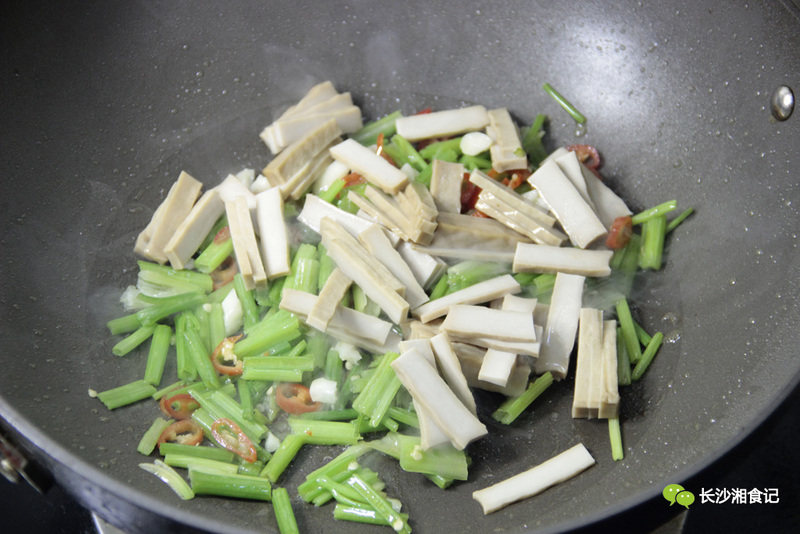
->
[663,484,780,507]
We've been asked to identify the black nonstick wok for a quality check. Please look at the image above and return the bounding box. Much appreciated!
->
[1,1,798,533]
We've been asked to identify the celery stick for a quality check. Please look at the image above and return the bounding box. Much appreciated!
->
[633,320,652,347]
[666,207,694,233]
[197,214,228,253]
[317,245,336,288]
[137,417,173,456]
[386,407,419,429]
[96,380,156,410]
[543,83,586,124]
[234,310,302,358]
[352,352,402,427]
[164,455,239,474]
[272,487,300,534]
[351,110,402,146]
[631,200,678,225]
[419,137,462,161]
[298,409,358,421]
[347,474,410,534]
[183,323,220,390]
[139,460,195,500]
[158,443,235,463]
[616,326,632,386]
[241,356,314,382]
[112,325,155,357]
[233,273,259,330]
[428,272,449,301]
[107,313,142,335]
[319,178,347,204]
[390,134,428,172]
[398,437,468,480]
[608,416,624,461]
[492,372,554,424]
[208,302,225,351]
[287,418,360,445]
[189,468,272,501]
[194,235,233,274]
[137,292,206,326]
[522,113,548,166]
[137,260,213,293]
[615,298,642,364]
[638,215,667,270]
[261,434,306,483]
[459,154,492,171]
[631,331,664,381]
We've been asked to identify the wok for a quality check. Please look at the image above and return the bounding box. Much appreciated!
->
[1,1,798,532]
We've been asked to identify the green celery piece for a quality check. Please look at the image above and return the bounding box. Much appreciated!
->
[492,372,554,424]
[542,83,586,124]
[96,380,156,410]
[188,468,272,501]
[137,417,173,456]
[272,487,300,534]
[350,110,402,146]
[112,325,155,357]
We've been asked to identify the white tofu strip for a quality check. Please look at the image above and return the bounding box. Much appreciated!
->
[554,150,596,209]
[469,170,556,228]
[403,319,441,340]
[312,160,350,195]
[398,338,435,365]
[533,273,585,379]
[362,186,419,240]
[319,217,405,295]
[281,141,339,201]
[260,81,340,153]
[527,161,607,249]
[135,171,203,263]
[572,308,603,419]
[581,164,632,229]
[413,274,521,323]
[321,233,409,324]
[472,443,596,514]
[429,333,477,414]
[395,105,489,141]
[225,196,267,290]
[329,138,409,194]
[599,319,620,418]
[391,349,488,450]
[273,105,362,152]
[306,268,352,331]
[280,288,392,346]
[513,243,613,277]
[438,212,532,243]
[486,108,527,172]
[347,191,409,239]
[475,195,567,247]
[416,399,452,449]
[263,119,342,188]
[464,325,542,357]
[164,189,224,270]
[413,246,515,264]
[452,342,530,397]
[478,295,538,387]
[396,241,447,289]
[358,225,429,309]
[429,160,464,214]
[215,173,257,211]
[255,187,290,279]
[441,305,537,343]
[298,194,392,241]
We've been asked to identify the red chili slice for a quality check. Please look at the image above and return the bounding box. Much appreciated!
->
[343,172,366,187]
[460,173,481,213]
[159,393,200,420]
[210,335,244,376]
[213,225,231,244]
[415,107,432,115]
[566,144,601,170]
[157,420,203,446]
[605,215,633,249]
[211,418,257,463]
[275,383,321,415]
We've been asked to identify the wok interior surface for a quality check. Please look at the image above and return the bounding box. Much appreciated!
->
[1,1,798,532]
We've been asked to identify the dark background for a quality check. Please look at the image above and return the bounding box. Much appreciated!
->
[2,385,797,534]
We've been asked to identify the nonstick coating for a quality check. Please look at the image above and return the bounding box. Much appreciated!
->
[1,1,798,533]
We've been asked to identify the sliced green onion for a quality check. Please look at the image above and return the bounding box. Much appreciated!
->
[542,82,586,124]
[631,331,664,381]
[137,417,173,456]
[492,372,554,424]
[97,380,157,410]
[608,416,624,461]
[139,460,194,500]
[188,468,272,501]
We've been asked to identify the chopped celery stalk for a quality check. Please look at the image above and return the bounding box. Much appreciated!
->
[194,235,233,274]
[390,134,428,172]
[352,352,402,427]
[183,323,220,390]
[112,325,155,357]
[459,153,492,171]
[608,416,624,461]
[346,474,411,534]
[638,215,667,270]
[351,110,402,146]
[631,331,664,381]
[398,438,469,480]
[428,272,449,301]
[137,417,173,456]
[144,324,172,386]
[174,313,197,382]
[261,433,306,483]
[151,380,188,400]
[208,302,225,350]
[633,320,653,347]
[164,454,240,474]
[615,298,642,364]
[158,443,235,463]
[241,355,315,382]
[190,407,216,440]
[287,418,360,445]
[386,407,419,429]
[234,310,302,358]
[631,200,678,225]
[188,468,272,501]
[522,113,548,166]
[666,207,694,233]
[297,444,369,502]
[317,245,337,288]
[208,281,234,304]
[290,257,320,295]
[233,273,259,330]
[283,243,318,292]
[272,487,300,534]
[238,379,253,420]
[542,83,586,124]
[351,284,380,316]
[237,459,264,477]
[139,460,195,500]
[324,349,344,385]
[107,313,142,335]
[334,503,405,526]
[198,214,228,253]
[208,389,268,442]
[419,137,462,161]
[319,177,347,204]
[137,260,213,294]
[446,260,508,294]
[298,409,358,421]
[136,292,206,326]
[492,372,554,425]
[616,326,632,386]
[97,380,157,410]
[314,474,366,507]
